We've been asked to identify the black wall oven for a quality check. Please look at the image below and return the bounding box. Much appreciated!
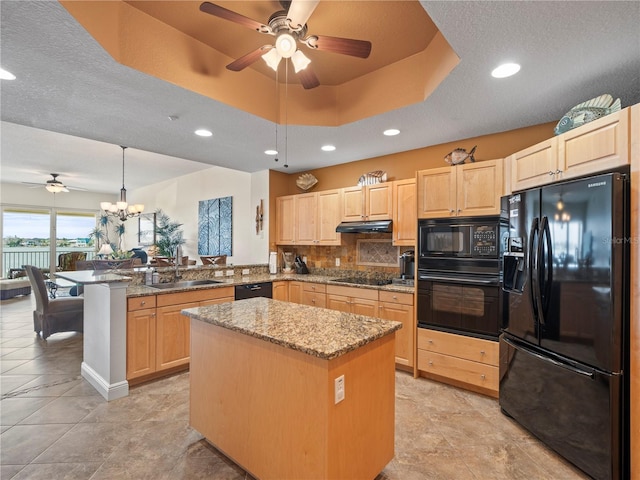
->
[417,216,507,340]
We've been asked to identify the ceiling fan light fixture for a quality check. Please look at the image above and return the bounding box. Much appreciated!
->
[45,183,68,193]
[275,32,296,58]
[291,50,311,73]
[262,48,282,71]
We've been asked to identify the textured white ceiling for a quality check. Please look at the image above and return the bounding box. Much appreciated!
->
[1,1,639,194]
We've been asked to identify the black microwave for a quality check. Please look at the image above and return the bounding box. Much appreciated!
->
[418,217,506,260]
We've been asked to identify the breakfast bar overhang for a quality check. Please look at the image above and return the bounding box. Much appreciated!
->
[183,297,401,480]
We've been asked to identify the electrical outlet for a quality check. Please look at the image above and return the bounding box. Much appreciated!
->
[242,269,250,275]
[226,270,234,276]
[303,256,307,263]
[335,258,340,267]
[334,375,345,404]
[214,270,223,277]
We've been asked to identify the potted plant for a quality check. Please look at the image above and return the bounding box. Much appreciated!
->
[154,209,186,258]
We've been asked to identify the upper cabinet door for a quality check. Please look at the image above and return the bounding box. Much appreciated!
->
[392,178,416,246]
[510,137,558,191]
[558,108,630,180]
[457,159,504,216]
[295,192,317,245]
[276,195,296,245]
[365,183,393,221]
[417,166,456,218]
[317,189,342,245]
[341,186,364,221]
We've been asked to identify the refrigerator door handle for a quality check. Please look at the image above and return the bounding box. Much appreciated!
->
[537,216,553,324]
[528,217,540,318]
[502,336,595,379]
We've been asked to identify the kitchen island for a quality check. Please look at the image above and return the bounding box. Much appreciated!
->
[183,297,401,480]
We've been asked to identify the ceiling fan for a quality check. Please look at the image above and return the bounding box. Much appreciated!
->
[199,0,372,89]
[22,173,85,193]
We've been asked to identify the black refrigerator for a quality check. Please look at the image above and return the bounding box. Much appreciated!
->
[500,171,629,480]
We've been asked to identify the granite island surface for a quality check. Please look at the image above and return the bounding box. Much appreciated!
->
[183,297,401,480]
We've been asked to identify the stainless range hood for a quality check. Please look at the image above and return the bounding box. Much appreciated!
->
[335,220,393,233]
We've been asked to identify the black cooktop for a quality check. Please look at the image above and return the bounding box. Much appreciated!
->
[330,278,392,286]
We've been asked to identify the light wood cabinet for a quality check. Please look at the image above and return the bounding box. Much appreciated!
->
[276,190,342,246]
[272,281,289,301]
[288,281,302,304]
[126,287,234,382]
[326,285,378,316]
[275,195,296,245]
[378,290,414,369]
[392,178,416,246]
[418,159,503,218]
[300,282,326,308]
[509,107,630,192]
[417,328,499,397]
[341,183,392,222]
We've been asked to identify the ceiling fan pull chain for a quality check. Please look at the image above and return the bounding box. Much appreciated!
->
[284,61,289,169]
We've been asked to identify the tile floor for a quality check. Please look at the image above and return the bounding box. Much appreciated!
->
[1,294,589,480]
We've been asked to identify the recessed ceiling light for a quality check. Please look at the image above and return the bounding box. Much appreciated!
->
[383,129,400,136]
[321,145,336,152]
[0,68,16,80]
[195,129,212,137]
[491,63,521,78]
[264,149,278,155]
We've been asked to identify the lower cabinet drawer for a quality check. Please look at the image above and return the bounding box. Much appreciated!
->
[418,349,498,391]
[417,328,498,366]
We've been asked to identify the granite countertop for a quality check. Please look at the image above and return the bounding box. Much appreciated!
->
[126,273,414,297]
[182,297,402,360]
[55,270,132,284]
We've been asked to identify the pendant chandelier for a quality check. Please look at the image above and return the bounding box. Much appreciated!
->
[100,146,144,221]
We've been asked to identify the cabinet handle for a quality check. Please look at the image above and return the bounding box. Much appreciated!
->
[549,171,555,176]
[555,169,562,175]
[457,209,461,213]
[312,299,316,303]
[449,209,455,213]
[428,339,433,344]
[480,374,486,380]
[140,301,146,306]
[151,313,156,317]
[392,295,397,300]
[428,360,433,366]
[480,350,485,356]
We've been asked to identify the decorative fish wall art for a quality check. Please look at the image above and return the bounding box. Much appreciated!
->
[554,94,621,135]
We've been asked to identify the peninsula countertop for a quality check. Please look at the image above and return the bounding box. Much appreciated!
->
[55,270,132,284]
[182,297,402,360]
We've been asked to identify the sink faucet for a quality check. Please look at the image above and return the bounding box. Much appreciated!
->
[175,245,182,280]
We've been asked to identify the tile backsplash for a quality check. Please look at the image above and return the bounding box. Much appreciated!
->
[277,233,412,275]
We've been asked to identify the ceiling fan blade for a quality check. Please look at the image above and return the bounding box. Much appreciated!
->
[287,0,319,30]
[297,64,320,90]
[226,46,271,72]
[200,2,269,33]
[306,35,371,58]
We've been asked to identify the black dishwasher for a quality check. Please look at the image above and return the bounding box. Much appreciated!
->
[234,282,273,300]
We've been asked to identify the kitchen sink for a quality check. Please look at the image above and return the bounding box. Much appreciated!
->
[149,279,224,290]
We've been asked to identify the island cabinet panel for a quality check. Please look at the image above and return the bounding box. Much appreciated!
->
[156,302,197,370]
[417,328,499,397]
[126,308,156,379]
[392,178,416,246]
[379,290,414,369]
[189,319,395,480]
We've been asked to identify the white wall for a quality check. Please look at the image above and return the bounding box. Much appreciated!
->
[126,167,270,265]
[2,165,271,266]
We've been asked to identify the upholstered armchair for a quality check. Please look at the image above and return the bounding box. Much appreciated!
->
[57,252,87,271]
[24,265,83,340]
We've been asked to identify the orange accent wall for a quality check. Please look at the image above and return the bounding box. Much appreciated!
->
[273,121,557,194]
